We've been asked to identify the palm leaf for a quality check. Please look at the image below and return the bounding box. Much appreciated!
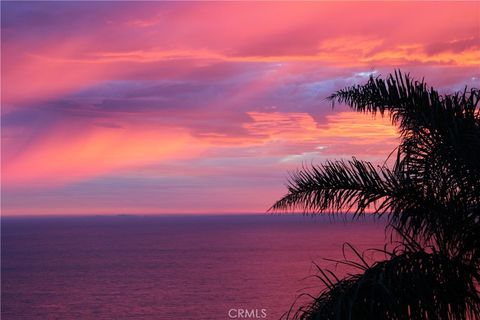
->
[273,71,480,319]
[269,158,413,217]
[288,247,480,320]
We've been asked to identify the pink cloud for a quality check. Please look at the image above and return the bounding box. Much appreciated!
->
[3,121,200,187]
[3,2,478,106]
[1,2,478,215]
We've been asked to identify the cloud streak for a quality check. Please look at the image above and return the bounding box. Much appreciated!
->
[1,1,479,215]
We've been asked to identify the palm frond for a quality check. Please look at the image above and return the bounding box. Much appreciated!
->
[269,158,405,217]
[274,71,480,319]
[328,71,480,139]
[329,71,480,200]
[288,247,480,320]
[324,71,480,255]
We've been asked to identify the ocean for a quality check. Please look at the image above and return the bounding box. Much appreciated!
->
[2,214,387,320]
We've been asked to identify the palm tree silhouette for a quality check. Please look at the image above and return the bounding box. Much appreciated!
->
[271,71,480,319]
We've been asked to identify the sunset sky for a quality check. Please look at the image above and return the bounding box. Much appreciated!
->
[1,1,479,215]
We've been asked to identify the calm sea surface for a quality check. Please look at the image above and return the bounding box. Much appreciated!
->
[2,214,387,320]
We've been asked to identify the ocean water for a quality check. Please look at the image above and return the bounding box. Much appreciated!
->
[2,214,387,320]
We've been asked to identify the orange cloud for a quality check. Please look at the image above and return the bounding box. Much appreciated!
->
[2,110,399,189]
[245,111,397,143]
[3,122,199,187]
[3,2,478,107]
[2,1,478,214]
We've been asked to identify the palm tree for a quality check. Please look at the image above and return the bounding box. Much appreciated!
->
[271,71,480,319]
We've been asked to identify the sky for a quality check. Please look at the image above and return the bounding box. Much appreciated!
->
[1,1,479,216]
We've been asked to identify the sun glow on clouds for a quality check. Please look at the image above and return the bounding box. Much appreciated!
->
[1,1,479,214]
[4,40,478,106]
[3,123,198,187]
[3,111,397,188]
[244,111,398,160]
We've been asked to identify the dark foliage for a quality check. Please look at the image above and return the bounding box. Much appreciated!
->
[295,248,479,320]
[271,71,480,319]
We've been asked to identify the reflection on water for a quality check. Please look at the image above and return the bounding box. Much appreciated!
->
[2,214,386,319]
